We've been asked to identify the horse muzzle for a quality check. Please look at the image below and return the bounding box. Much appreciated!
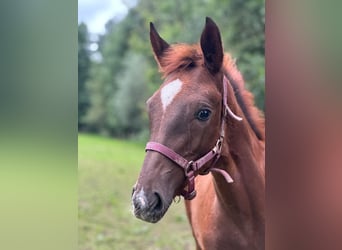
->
[131,187,170,223]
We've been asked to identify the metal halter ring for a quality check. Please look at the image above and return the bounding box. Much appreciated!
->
[213,137,223,154]
[185,161,195,177]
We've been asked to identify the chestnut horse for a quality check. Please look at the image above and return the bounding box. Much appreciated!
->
[132,17,265,250]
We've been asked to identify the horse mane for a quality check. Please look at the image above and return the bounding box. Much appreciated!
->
[223,54,265,141]
[159,44,265,141]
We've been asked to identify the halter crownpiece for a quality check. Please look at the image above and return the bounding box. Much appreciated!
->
[145,76,241,200]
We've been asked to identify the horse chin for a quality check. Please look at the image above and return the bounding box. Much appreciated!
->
[134,209,167,223]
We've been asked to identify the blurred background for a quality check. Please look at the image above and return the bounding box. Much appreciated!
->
[78,0,264,249]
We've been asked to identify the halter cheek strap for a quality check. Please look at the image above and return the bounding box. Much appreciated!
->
[145,76,242,200]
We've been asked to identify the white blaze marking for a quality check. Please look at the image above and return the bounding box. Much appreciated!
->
[160,79,183,111]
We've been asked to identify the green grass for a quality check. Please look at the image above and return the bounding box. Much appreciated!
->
[78,133,195,250]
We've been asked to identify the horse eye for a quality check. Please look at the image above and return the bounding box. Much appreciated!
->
[196,109,211,121]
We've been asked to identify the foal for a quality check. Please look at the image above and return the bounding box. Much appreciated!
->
[132,17,265,250]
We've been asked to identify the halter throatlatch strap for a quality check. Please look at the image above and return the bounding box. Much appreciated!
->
[145,76,241,200]
[223,76,243,122]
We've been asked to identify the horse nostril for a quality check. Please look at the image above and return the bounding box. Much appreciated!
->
[153,192,163,211]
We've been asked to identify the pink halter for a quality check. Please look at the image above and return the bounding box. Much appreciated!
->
[145,76,241,200]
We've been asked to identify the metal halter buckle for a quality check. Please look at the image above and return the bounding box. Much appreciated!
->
[185,161,195,178]
[213,137,223,154]
[183,161,197,199]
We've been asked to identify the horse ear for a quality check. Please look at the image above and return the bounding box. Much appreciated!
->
[150,22,169,65]
[200,17,224,74]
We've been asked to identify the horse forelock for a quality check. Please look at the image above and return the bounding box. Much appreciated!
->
[159,44,202,78]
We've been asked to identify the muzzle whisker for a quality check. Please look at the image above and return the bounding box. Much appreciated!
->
[173,195,181,203]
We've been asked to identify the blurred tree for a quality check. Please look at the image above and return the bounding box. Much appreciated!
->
[84,9,146,136]
[82,63,112,135]
[107,53,149,137]
[78,23,91,129]
[228,0,265,109]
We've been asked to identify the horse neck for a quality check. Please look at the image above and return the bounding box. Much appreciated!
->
[212,77,265,231]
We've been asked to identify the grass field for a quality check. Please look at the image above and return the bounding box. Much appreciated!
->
[78,133,196,250]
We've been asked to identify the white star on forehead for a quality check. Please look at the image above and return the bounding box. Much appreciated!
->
[160,79,183,111]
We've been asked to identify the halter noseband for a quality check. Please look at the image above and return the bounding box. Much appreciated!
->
[145,76,242,200]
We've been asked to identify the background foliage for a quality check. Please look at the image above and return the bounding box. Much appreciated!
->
[78,0,265,139]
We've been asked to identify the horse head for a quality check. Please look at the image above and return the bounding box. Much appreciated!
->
[132,17,232,223]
